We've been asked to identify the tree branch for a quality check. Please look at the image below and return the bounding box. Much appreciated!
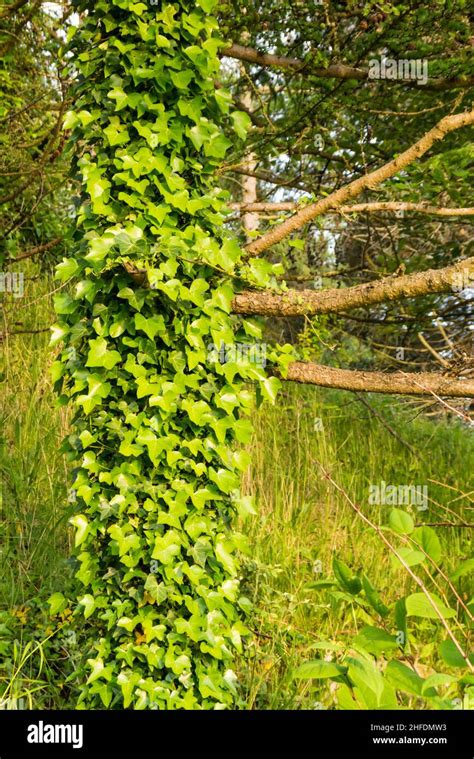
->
[232,258,473,317]
[339,202,474,217]
[282,362,474,397]
[4,236,62,264]
[221,44,474,92]
[229,201,474,217]
[244,108,474,256]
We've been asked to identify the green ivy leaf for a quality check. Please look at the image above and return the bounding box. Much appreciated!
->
[230,111,252,140]
[86,338,121,370]
[48,592,67,616]
[69,514,90,547]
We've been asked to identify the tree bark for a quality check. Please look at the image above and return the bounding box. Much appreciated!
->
[232,258,474,316]
[283,362,474,397]
[239,67,260,239]
[229,201,474,217]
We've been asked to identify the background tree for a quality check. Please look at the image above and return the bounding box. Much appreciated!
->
[219,0,473,405]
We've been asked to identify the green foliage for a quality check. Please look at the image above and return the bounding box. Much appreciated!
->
[51,0,289,709]
[293,551,473,710]
[288,473,473,710]
[243,384,473,711]
[222,1,473,379]
[1,0,472,715]
[0,269,77,709]
[0,2,68,266]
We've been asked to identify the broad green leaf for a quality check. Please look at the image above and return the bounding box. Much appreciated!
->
[421,673,456,694]
[412,526,442,563]
[439,639,474,668]
[347,656,384,706]
[353,626,399,655]
[406,592,456,620]
[389,508,414,535]
[451,558,474,581]
[362,575,389,617]
[390,546,425,568]
[293,660,346,680]
[385,660,424,696]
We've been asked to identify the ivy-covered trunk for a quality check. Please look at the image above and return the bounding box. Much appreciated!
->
[52,0,284,708]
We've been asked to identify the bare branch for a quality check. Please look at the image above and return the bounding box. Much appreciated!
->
[282,362,474,397]
[229,201,474,217]
[244,109,474,256]
[4,236,62,264]
[340,202,474,217]
[221,44,474,92]
[232,257,473,316]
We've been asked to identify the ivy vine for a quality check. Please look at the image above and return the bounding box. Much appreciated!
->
[51,0,292,708]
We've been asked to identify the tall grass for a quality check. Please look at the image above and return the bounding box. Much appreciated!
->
[241,385,472,709]
[0,268,73,708]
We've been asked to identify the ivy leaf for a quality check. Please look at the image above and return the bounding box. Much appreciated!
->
[230,111,252,140]
[188,278,209,306]
[55,257,80,282]
[214,88,233,113]
[216,540,237,575]
[134,313,165,340]
[196,0,218,11]
[86,338,121,370]
[50,323,69,346]
[170,69,194,89]
[77,375,111,414]
[144,574,168,605]
[205,132,231,158]
[259,377,280,405]
[80,594,96,620]
[69,514,90,547]
[48,592,67,616]
[234,494,257,520]
[209,467,239,494]
[152,531,181,564]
